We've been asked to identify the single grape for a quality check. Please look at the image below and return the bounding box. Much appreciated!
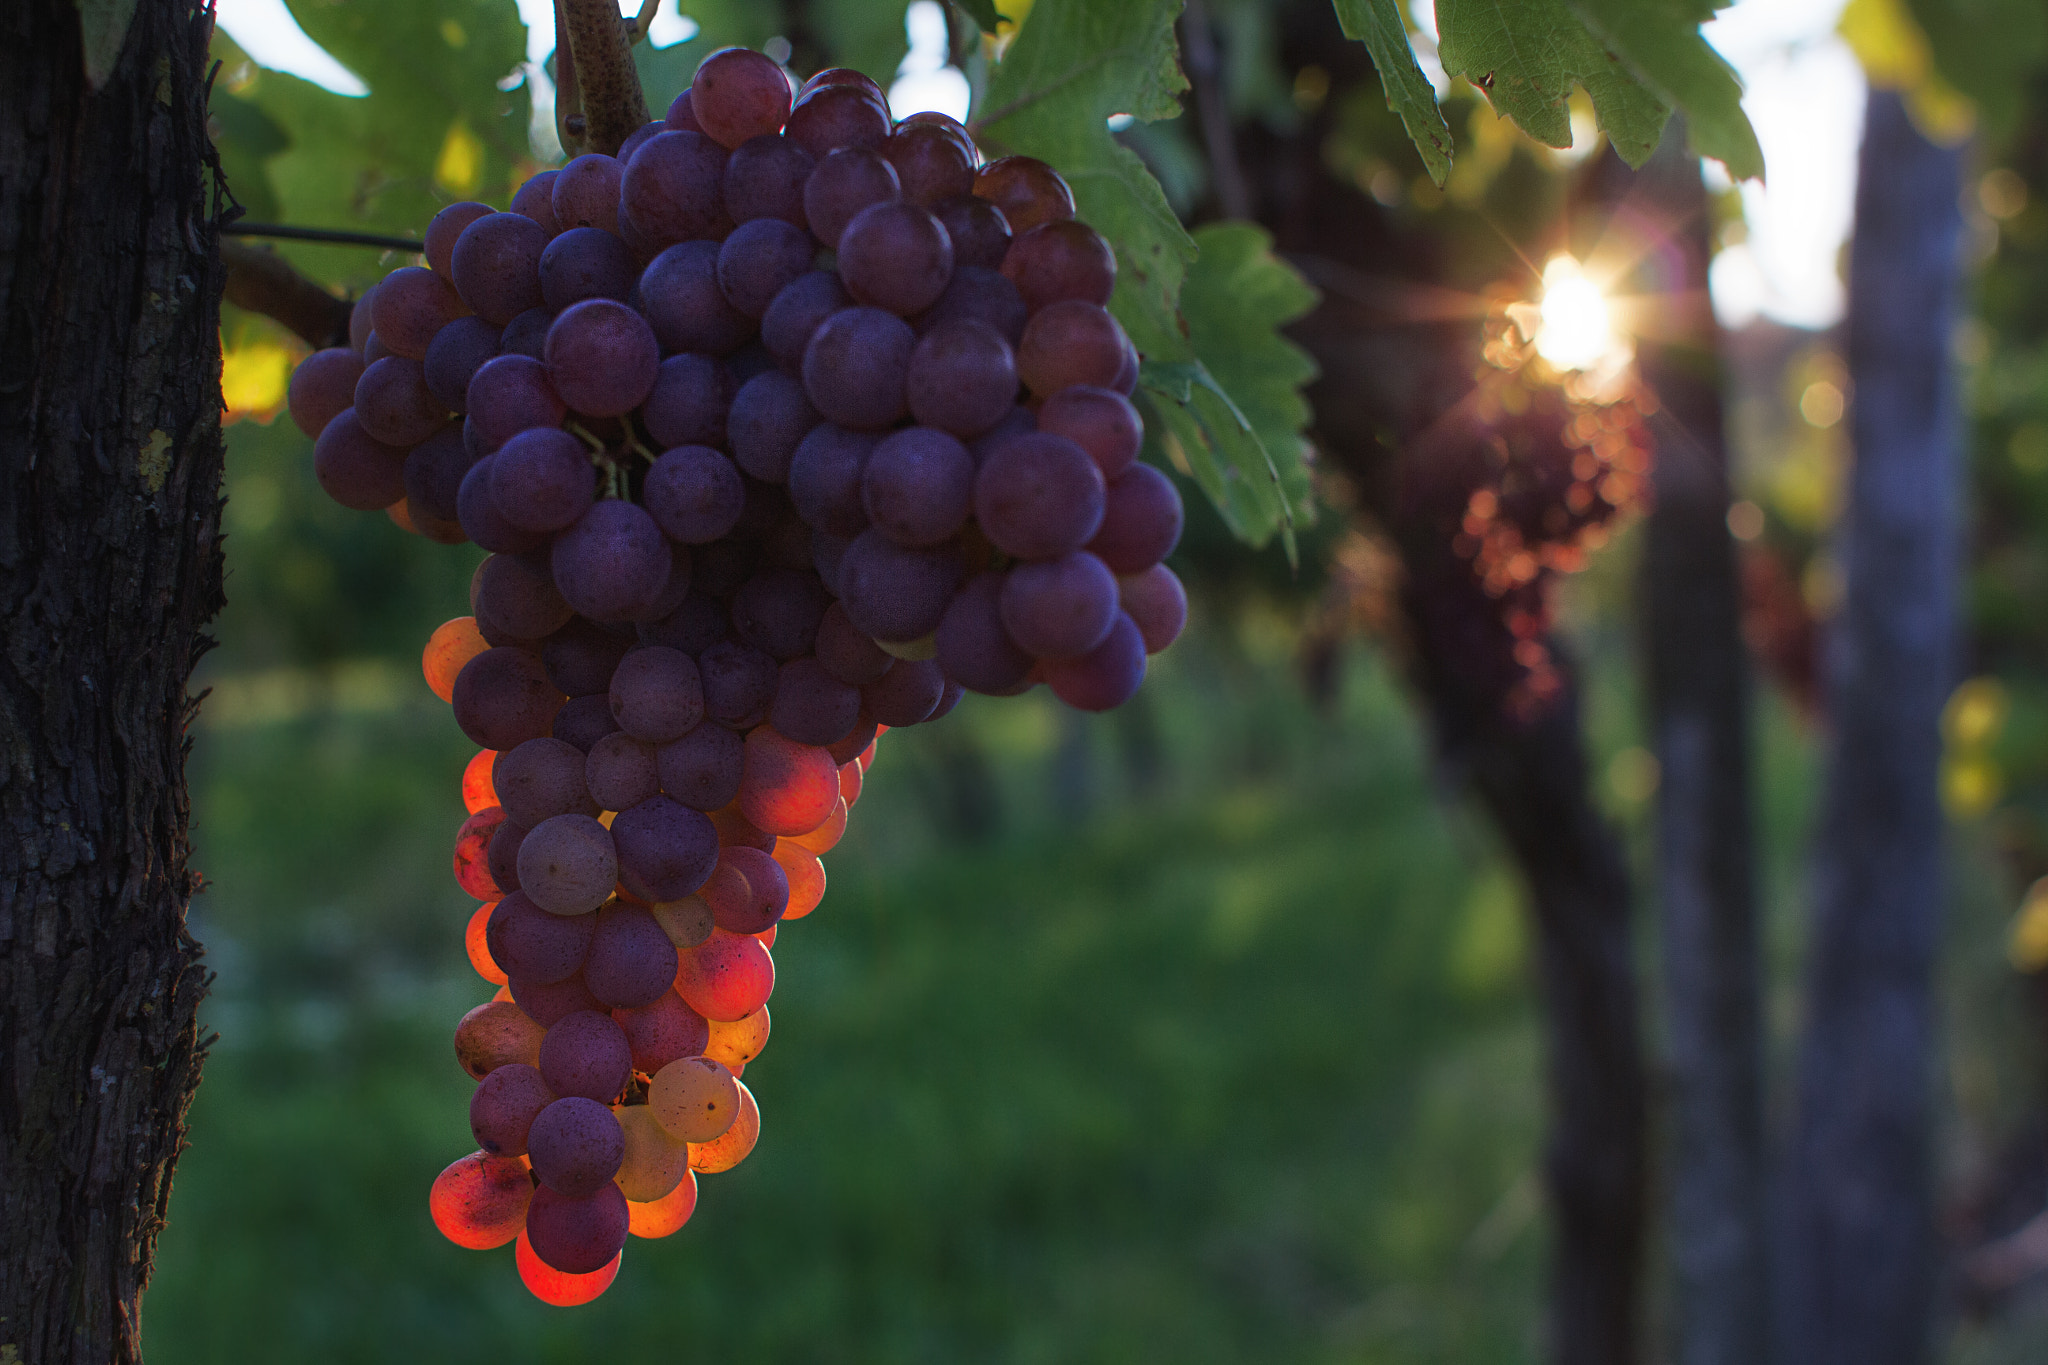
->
[517,812,618,916]
[1002,220,1116,314]
[731,568,831,660]
[477,552,574,641]
[688,1079,760,1173]
[467,898,509,983]
[423,316,501,413]
[499,306,554,360]
[465,354,567,450]
[928,679,965,722]
[703,1004,770,1070]
[716,217,816,319]
[585,730,661,811]
[361,330,392,364]
[424,616,490,703]
[545,299,659,417]
[641,354,735,452]
[543,617,635,697]
[935,571,1034,692]
[906,319,1017,438]
[784,794,847,853]
[552,153,624,233]
[1036,384,1142,477]
[614,990,711,1075]
[454,999,546,1079]
[724,133,815,225]
[617,119,666,165]
[471,1062,554,1157]
[648,1055,740,1142]
[626,1171,698,1239]
[1087,461,1184,573]
[1000,551,1119,659]
[786,424,876,536]
[494,736,601,826]
[802,147,900,247]
[620,131,733,251]
[515,1226,621,1303]
[348,281,379,352]
[609,646,705,742]
[785,82,890,159]
[455,805,509,899]
[529,1094,627,1196]
[538,226,638,312]
[862,426,975,546]
[613,1103,692,1202]
[354,355,447,446]
[838,201,954,316]
[553,499,671,622]
[665,86,702,132]
[768,658,861,747]
[862,657,945,726]
[553,692,622,752]
[835,530,962,642]
[973,155,1075,233]
[1017,300,1129,396]
[691,47,793,148]
[313,408,407,510]
[704,844,790,935]
[463,747,502,814]
[974,430,1107,558]
[486,817,527,895]
[931,196,1012,271]
[656,722,746,812]
[584,901,680,1009]
[493,891,598,984]
[509,971,607,1027]
[799,67,887,100]
[454,647,565,751]
[452,212,549,323]
[882,121,975,206]
[641,446,744,547]
[511,171,562,234]
[1120,563,1187,654]
[738,727,840,834]
[727,370,819,482]
[488,427,595,534]
[801,307,914,430]
[697,643,778,726]
[287,346,365,438]
[426,201,494,277]
[430,1151,532,1249]
[612,795,721,902]
[1041,611,1145,711]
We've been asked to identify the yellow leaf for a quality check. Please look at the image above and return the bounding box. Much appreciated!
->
[436,121,484,197]
[1838,0,1975,143]
[2010,878,2048,972]
[1943,676,2008,749]
[220,339,293,424]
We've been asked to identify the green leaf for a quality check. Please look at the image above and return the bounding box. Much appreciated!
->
[1141,223,1320,560]
[810,0,913,90]
[74,0,140,89]
[1330,0,1455,185]
[951,0,1003,34]
[1568,0,1765,178]
[1435,0,1670,167]
[976,0,1195,360]
[1901,0,2048,136]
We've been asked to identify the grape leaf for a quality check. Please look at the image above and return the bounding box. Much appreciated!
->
[1329,0,1455,186]
[810,0,913,88]
[950,0,1002,34]
[1434,0,1669,167]
[1900,0,2048,135]
[1568,0,1765,178]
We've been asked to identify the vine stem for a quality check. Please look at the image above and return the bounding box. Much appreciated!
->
[558,0,649,156]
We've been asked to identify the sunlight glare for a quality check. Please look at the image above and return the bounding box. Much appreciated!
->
[1535,256,1622,372]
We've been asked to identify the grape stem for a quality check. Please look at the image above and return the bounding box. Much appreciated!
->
[566,420,610,455]
[220,239,353,349]
[557,0,650,157]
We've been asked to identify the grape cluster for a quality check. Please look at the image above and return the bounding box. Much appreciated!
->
[281,47,1190,1306]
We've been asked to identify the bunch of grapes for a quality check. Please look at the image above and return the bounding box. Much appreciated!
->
[280,47,1190,1306]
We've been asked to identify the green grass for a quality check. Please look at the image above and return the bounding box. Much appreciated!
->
[145,648,1549,1365]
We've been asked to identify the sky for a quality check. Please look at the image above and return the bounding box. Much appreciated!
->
[210,0,1861,331]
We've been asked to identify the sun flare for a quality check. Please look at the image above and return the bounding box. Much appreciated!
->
[1534,255,1625,373]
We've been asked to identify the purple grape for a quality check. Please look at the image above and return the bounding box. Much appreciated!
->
[913,265,1028,348]
[609,645,705,742]
[639,591,729,654]
[620,131,732,251]
[543,617,635,697]
[488,427,594,534]
[725,133,815,226]
[1036,384,1142,478]
[425,201,493,278]
[785,83,891,160]
[477,552,575,641]
[862,657,945,726]
[801,306,914,430]
[494,892,598,984]
[882,122,975,207]
[500,306,554,360]
[511,171,562,234]
[697,641,779,724]
[761,270,852,367]
[814,601,892,684]
[517,813,618,916]
[452,212,549,323]
[827,716,880,764]
[727,370,819,481]
[973,430,1106,558]
[538,226,638,312]
[495,736,601,826]
[313,409,407,510]
[525,1181,628,1274]
[615,991,710,1074]
[928,679,965,722]
[361,330,394,364]
[470,1061,553,1156]
[353,356,447,446]
[657,722,746,811]
[770,657,861,746]
[709,845,789,934]
[1001,219,1116,311]
[423,316,501,413]
[717,217,816,320]
[642,354,735,450]
[862,426,975,546]
[731,568,830,660]
[611,795,720,901]
[529,1091,626,1191]
[802,147,900,247]
[466,355,567,450]
[509,971,606,1028]
[458,455,548,552]
[640,241,754,355]
[1042,611,1146,711]
[1119,563,1186,654]
[585,730,661,812]
[402,425,477,524]
[1000,551,1119,659]
[487,817,527,892]
[544,299,659,417]
[932,196,1012,271]
[617,119,666,166]
[583,901,679,1009]
[552,154,624,233]
[936,571,1034,693]
[453,647,565,752]
[1017,300,1129,396]
[786,424,876,536]
[287,347,365,438]
[1087,462,1183,573]
[552,499,671,622]
[838,201,954,316]
[691,47,794,149]
[906,317,1017,440]
[642,445,743,545]
[836,530,963,643]
[553,692,622,752]
[372,264,469,359]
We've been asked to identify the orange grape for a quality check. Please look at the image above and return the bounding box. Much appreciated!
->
[515,1229,619,1306]
[462,748,499,813]
[688,1081,759,1174]
[492,983,513,1003]
[703,1005,769,1070]
[785,797,846,855]
[453,806,507,900]
[838,759,863,807]
[626,1169,698,1239]
[424,616,490,704]
[675,929,774,1021]
[772,841,826,920]
[466,901,508,985]
[429,1151,532,1249]
[611,1103,691,1202]
[455,1000,544,1079]
[737,728,839,836]
[648,1056,740,1143]
[756,924,777,949]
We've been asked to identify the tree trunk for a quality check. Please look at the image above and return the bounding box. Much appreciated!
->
[1780,88,1965,1365]
[0,2,223,1361]
[1621,130,1772,1365]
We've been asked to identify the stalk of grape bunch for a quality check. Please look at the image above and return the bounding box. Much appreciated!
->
[283,44,1189,1305]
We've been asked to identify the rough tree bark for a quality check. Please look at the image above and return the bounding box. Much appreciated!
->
[1780,88,1966,1365]
[0,1,224,1361]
